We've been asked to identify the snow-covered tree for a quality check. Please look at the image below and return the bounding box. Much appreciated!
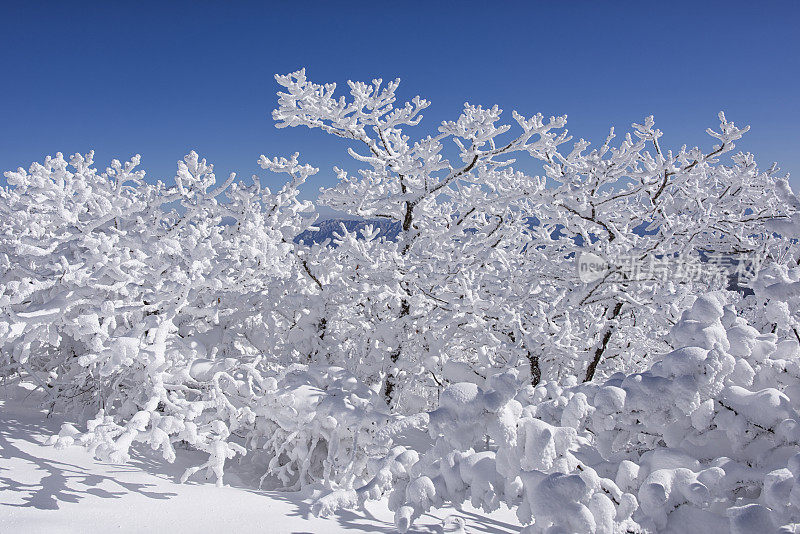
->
[273,69,785,411]
[2,68,799,533]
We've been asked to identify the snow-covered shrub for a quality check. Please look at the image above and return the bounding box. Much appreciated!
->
[736,178,800,359]
[316,293,800,532]
[0,150,330,485]
[316,368,641,533]
[527,293,800,531]
[244,364,394,490]
[51,362,393,489]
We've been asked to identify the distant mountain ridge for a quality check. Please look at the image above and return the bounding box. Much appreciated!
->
[294,217,642,247]
[294,218,400,246]
[294,217,750,293]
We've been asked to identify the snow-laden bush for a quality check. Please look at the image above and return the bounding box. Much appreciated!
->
[315,368,641,532]
[0,150,342,485]
[739,178,800,354]
[315,293,800,532]
[50,362,393,489]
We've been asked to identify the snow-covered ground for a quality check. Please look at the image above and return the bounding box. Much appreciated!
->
[0,385,519,534]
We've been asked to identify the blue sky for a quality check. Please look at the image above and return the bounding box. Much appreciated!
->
[1,1,798,206]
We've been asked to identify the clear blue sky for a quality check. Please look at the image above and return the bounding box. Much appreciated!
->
[1,1,798,204]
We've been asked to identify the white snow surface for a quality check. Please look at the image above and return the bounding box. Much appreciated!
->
[0,385,519,534]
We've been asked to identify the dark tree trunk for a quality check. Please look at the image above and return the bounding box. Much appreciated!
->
[385,200,415,407]
[528,349,541,386]
[584,301,623,382]
[384,298,410,407]
[506,329,541,386]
